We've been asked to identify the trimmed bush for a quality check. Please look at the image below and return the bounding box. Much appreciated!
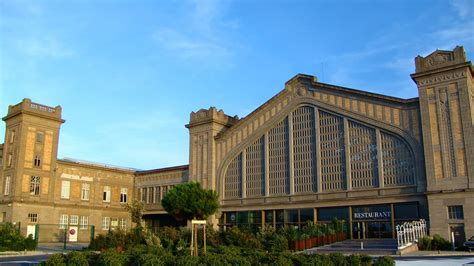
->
[418,235,431,250]
[375,256,395,266]
[0,223,37,251]
[44,253,66,266]
[97,249,127,266]
[360,254,373,266]
[329,252,348,266]
[66,251,88,266]
[347,254,362,266]
[432,234,451,251]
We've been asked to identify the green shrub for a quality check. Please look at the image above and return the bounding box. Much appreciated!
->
[175,255,200,266]
[97,249,127,266]
[329,252,348,266]
[222,226,261,249]
[44,253,66,266]
[418,235,431,250]
[0,222,37,251]
[138,254,165,266]
[431,234,451,251]
[67,251,88,266]
[375,256,395,266]
[347,254,362,266]
[257,227,288,252]
[360,254,373,266]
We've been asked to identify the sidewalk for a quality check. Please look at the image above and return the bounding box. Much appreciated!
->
[0,242,88,258]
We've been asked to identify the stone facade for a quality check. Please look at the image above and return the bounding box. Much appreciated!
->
[0,46,472,243]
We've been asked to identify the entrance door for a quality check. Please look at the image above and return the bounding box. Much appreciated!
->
[450,224,465,248]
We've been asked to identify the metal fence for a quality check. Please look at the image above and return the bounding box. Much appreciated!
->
[396,219,427,249]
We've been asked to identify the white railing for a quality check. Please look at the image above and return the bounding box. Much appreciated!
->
[396,219,427,249]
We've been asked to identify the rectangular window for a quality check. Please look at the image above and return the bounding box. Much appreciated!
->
[59,215,68,229]
[9,130,15,144]
[120,188,127,203]
[4,176,11,196]
[103,186,111,202]
[147,187,153,204]
[28,213,38,223]
[70,215,78,225]
[60,180,70,199]
[79,216,89,230]
[8,153,13,167]
[111,217,119,230]
[140,188,146,202]
[36,132,44,143]
[102,217,110,230]
[34,155,42,167]
[119,218,127,230]
[81,183,90,201]
[30,176,41,195]
[154,186,160,203]
[448,205,464,219]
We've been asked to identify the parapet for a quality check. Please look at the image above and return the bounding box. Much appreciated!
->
[414,46,469,73]
[187,107,239,128]
[3,98,63,122]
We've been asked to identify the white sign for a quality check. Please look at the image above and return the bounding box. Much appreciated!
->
[68,226,78,242]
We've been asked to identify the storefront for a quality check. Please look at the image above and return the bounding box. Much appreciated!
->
[219,202,421,239]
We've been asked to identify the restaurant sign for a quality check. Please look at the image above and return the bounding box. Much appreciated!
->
[353,205,391,221]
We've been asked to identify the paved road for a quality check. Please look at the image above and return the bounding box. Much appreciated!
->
[0,254,53,266]
[395,256,474,265]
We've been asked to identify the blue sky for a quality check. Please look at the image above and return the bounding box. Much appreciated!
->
[0,0,473,170]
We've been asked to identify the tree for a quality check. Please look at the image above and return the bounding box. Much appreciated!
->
[162,182,219,221]
[124,199,145,230]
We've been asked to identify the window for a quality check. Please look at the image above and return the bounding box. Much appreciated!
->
[9,130,15,144]
[34,155,42,167]
[102,217,110,230]
[30,176,41,195]
[70,215,78,225]
[119,218,127,230]
[120,188,127,203]
[59,215,68,229]
[81,183,90,201]
[4,176,11,196]
[7,153,13,167]
[154,186,161,203]
[79,216,89,230]
[36,132,44,143]
[28,213,38,223]
[111,217,119,230]
[448,206,464,219]
[103,186,111,202]
[60,180,70,199]
[147,187,153,204]
[140,188,146,202]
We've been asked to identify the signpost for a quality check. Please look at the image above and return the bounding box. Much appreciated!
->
[190,220,207,256]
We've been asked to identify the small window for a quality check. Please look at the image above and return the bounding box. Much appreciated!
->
[154,186,161,203]
[140,188,146,202]
[7,153,13,167]
[79,216,89,230]
[102,217,110,230]
[36,132,44,143]
[30,176,41,195]
[59,215,68,229]
[147,187,154,204]
[81,183,90,201]
[60,180,70,199]
[9,130,15,144]
[103,186,111,202]
[119,218,127,230]
[120,188,127,203]
[34,155,42,167]
[4,176,11,196]
[448,205,464,219]
[111,217,119,230]
[28,213,38,223]
[70,215,78,225]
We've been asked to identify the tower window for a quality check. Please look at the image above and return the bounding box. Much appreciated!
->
[34,155,42,167]
[9,130,15,144]
[7,153,13,168]
[30,176,41,195]
[36,132,44,143]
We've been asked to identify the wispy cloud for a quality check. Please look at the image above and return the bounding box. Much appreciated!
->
[18,36,75,58]
[151,0,237,61]
[451,0,473,20]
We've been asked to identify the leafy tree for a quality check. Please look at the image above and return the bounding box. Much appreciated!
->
[162,182,219,221]
[124,199,145,233]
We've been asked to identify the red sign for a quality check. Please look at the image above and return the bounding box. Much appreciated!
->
[69,229,76,235]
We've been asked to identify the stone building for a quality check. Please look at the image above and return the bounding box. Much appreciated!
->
[0,46,473,245]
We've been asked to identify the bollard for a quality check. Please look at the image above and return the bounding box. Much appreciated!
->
[361,241,364,250]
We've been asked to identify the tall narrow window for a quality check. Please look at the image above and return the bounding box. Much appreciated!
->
[81,183,90,201]
[120,188,128,203]
[111,217,119,230]
[9,130,15,144]
[59,215,68,229]
[34,155,42,167]
[4,176,11,196]
[119,218,127,229]
[147,187,153,204]
[7,153,13,167]
[30,176,41,195]
[102,217,110,230]
[154,186,161,203]
[60,180,70,199]
[36,132,44,143]
[140,188,147,202]
[79,216,89,230]
[103,186,111,202]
